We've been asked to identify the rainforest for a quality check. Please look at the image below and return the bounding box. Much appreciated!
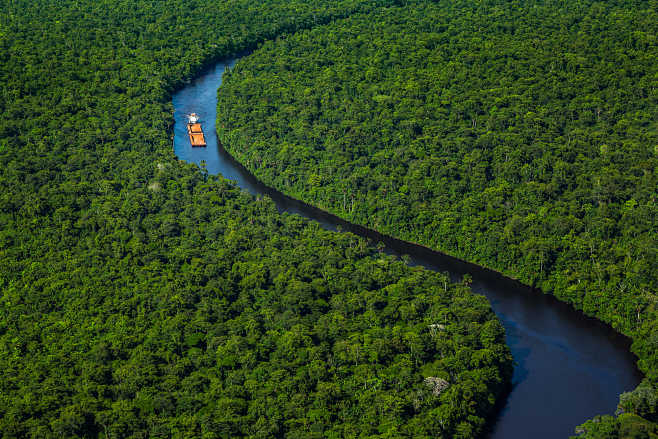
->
[0,0,656,438]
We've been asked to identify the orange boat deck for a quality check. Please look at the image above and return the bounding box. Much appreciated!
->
[187,123,206,146]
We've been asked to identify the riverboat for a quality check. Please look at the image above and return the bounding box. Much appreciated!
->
[186,113,206,147]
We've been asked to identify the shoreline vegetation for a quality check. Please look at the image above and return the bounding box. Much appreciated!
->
[214,130,644,350]
[216,1,657,436]
[0,0,515,438]
[0,0,654,436]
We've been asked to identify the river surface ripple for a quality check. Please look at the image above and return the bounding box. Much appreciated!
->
[172,57,642,439]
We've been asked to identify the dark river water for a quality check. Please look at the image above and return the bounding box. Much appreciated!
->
[172,57,643,438]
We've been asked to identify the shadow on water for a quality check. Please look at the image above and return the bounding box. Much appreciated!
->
[172,57,643,439]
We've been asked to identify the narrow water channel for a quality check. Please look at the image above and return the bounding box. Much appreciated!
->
[172,57,643,439]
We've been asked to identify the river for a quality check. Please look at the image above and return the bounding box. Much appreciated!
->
[172,57,642,438]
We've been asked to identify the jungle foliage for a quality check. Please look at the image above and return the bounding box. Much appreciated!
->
[216,0,658,433]
[0,0,514,437]
[1,167,512,438]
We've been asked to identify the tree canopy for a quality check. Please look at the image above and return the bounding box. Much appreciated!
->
[0,0,513,437]
[216,0,658,434]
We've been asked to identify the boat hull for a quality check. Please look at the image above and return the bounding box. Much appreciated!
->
[187,123,206,147]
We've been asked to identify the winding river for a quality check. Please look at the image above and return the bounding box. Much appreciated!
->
[172,57,642,438]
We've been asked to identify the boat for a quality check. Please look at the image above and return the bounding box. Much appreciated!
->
[186,113,206,147]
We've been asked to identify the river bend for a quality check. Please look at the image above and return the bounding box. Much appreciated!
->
[172,57,642,439]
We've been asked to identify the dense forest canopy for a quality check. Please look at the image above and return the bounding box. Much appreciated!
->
[0,0,517,437]
[1,167,513,438]
[216,0,658,436]
[1,0,656,436]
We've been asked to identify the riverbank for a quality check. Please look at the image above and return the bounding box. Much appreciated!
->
[173,57,642,438]
[216,5,657,433]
